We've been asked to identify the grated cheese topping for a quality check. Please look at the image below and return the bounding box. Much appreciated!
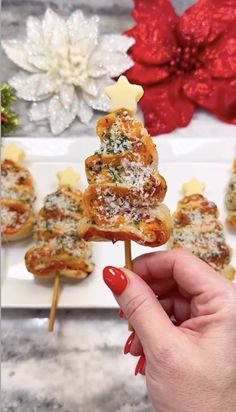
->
[95,187,156,225]
[35,190,90,259]
[38,235,83,258]
[87,110,168,233]
[1,205,28,231]
[44,192,80,214]
[91,159,162,210]
[96,159,156,190]
[1,162,34,234]
[173,209,230,270]
[36,217,78,235]
[1,168,30,201]
[95,116,134,155]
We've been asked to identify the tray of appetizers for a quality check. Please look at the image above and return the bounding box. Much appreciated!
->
[1,135,235,309]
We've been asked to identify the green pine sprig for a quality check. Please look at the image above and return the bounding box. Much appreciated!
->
[1,83,19,136]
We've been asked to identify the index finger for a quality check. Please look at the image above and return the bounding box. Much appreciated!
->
[133,249,231,296]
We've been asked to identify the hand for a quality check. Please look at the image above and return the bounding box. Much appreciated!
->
[103,250,236,412]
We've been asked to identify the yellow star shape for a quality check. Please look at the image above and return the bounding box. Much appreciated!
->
[105,75,144,115]
[57,167,80,188]
[2,144,25,163]
[182,178,206,196]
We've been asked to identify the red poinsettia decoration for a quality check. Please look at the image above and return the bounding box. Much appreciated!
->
[124,0,236,135]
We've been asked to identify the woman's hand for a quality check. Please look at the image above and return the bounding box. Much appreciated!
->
[103,250,236,412]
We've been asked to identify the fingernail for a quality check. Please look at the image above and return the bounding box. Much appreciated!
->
[124,331,135,354]
[103,266,128,295]
[135,355,145,376]
[118,309,124,318]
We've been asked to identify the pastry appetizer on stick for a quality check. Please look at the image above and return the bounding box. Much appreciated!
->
[79,76,172,249]
[171,178,235,281]
[1,144,35,242]
[79,76,171,331]
[225,158,236,230]
[25,167,93,331]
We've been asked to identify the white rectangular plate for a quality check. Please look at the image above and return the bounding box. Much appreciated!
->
[2,137,236,308]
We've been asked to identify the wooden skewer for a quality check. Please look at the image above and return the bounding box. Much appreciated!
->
[125,240,132,270]
[48,274,61,332]
[124,240,134,332]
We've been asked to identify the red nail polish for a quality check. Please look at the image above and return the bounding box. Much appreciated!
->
[135,355,145,376]
[118,309,124,318]
[124,331,135,354]
[103,266,127,295]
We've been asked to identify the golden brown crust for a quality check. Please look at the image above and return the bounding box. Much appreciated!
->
[1,159,35,242]
[176,194,218,216]
[25,187,93,280]
[79,204,172,247]
[80,109,171,247]
[226,211,236,230]
[1,199,34,242]
[171,193,235,279]
[96,110,156,161]
[25,244,93,280]
[1,159,34,199]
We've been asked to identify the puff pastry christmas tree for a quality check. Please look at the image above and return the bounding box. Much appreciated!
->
[79,76,172,274]
[25,168,93,331]
[171,178,235,280]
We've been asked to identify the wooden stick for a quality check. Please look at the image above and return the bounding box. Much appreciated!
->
[125,240,132,270]
[48,274,61,332]
[124,240,134,332]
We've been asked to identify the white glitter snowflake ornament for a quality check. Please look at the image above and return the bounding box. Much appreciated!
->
[2,9,134,135]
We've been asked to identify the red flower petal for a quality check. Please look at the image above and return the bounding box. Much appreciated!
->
[125,23,177,66]
[183,69,236,124]
[125,62,170,86]
[200,21,236,78]
[125,0,179,65]
[131,0,178,23]
[178,0,236,46]
[140,77,195,135]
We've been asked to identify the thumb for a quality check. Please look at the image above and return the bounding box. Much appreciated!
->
[103,266,179,352]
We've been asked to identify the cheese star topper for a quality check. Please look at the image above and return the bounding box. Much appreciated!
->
[182,178,206,196]
[105,76,144,115]
[2,144,25,163]
[57,167,80,188]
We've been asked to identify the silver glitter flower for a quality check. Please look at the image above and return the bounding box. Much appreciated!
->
[2,9,134,135]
